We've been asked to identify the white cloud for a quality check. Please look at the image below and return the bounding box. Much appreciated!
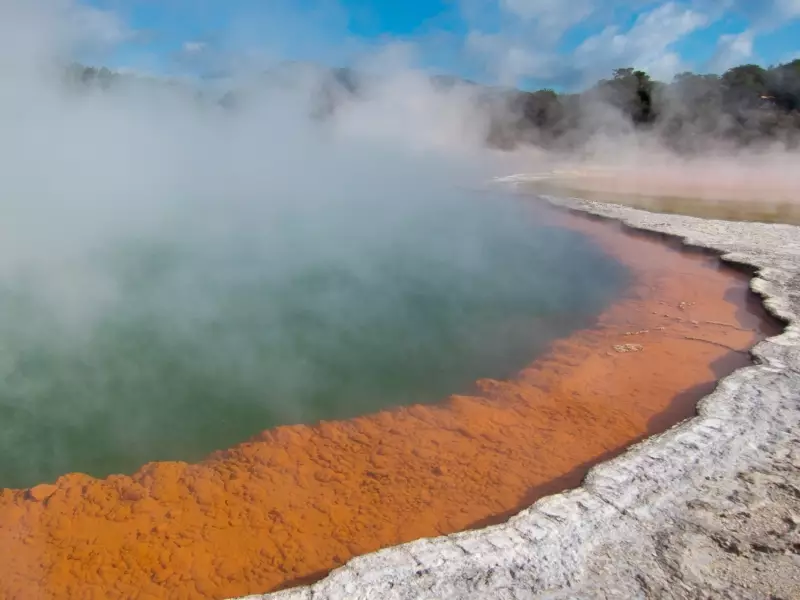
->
[693,0,800,29]
[500,0,555,20]
[775,0,800,18]
[182,41,207,55]
[707,29,754,73]
[462,1,715,88]
[574,3,708,82]
[499,0,595,39]
[466,31,560,84]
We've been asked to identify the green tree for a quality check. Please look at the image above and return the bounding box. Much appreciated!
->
[721,64,770,108]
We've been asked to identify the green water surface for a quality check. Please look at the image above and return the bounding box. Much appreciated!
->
[0,194,628,488]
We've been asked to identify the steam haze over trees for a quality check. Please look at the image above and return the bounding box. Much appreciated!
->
[488,61,800,152]
[68,58,800,154]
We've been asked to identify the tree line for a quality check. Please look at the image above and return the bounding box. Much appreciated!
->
[487,61,800,152]
[63,59,800,153]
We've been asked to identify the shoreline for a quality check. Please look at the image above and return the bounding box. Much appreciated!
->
[0,201,777,599]
[495,171,800,225]
[253,194,800,600]
[495,165,800,205]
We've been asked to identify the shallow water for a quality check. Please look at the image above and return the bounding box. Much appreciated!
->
[0,193,628,488]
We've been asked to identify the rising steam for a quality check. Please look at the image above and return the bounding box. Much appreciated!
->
[0,0,796,487]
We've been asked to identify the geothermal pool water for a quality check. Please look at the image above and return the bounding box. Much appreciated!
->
[0,193,627,488]
[0,199,781,600]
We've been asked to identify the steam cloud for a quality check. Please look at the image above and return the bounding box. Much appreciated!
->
[0,0,586,486]
[0,0,796,486]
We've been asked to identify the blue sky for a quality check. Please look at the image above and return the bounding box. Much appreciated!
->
[80,0,800,90]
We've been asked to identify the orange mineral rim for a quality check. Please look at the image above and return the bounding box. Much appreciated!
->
[0,203,781,600]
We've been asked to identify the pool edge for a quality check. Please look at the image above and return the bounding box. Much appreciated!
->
[247,193,800,599]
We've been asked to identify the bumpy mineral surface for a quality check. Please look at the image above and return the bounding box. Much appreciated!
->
[250,195,800,600]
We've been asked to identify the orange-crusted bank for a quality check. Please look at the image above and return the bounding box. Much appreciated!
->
[0,207,780,600]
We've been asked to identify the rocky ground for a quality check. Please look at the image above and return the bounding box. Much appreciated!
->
[245,195,800,600]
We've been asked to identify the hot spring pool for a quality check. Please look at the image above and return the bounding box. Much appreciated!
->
[0,194,628,488]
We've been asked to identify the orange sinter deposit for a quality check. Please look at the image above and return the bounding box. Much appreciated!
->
[0,205,781,600]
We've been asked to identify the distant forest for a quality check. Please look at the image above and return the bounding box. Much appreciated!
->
[485,61,800,152]
[67,59,800,153]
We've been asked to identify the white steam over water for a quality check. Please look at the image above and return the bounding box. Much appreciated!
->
[0,0,634,488]
[1,0,796,488]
